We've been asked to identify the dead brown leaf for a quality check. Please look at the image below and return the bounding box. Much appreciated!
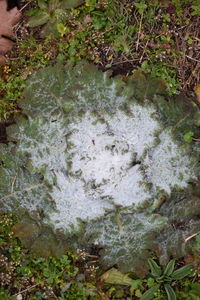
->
[99,268,132,285]
[0,0,21,64]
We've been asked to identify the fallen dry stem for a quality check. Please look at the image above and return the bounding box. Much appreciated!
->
[184,231,200,242]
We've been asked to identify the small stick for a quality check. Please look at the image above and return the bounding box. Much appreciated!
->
[185,55,200,63]
[19,1,31,12]
[184,231,200,243]
[136,12,144,52]
[13,284,39,297]
[11,174,17,193]
[139,25,154,63]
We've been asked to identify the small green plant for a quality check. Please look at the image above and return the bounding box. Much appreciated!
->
[27,0,84,36]
[141,259,194,300]
[134,1,147,15]
[0,213,100,299]
[183,131,194,143]
[140,61,180,95]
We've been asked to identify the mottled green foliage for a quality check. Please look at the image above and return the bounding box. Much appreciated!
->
[130,70,200,142]
[82,212,167,276]
[130,70,167,100]
[0,143,51,212]
[19,62,129,118]
[12,214,69,257]
[155,94,200,140]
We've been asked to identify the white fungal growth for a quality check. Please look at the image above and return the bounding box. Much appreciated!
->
[12,102,197,230]
[45,104,196,229]
[49,172,114,228]
[143,131,197,194]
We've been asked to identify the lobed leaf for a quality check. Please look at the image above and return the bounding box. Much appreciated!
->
[1,62,200,275]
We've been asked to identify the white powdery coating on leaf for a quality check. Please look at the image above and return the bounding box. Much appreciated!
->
[143,131,197,194]
[86,213,166,253]
[106,105,159,158]
[18,114,68,178]
[49,172,114,228]
[15,101,197,231]
[67,106,158,211]
[101,166,150,207]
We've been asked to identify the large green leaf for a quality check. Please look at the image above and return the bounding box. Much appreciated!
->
[0,143,52,213]
[130,70,167,100]
[164,259,175,276]
[83,213,167,276]
[171,264,194,280]
[155,94,200,139]
[164,284,176,300]
[0,62,199,274]
[148,259,162,277]
[20,62,129,117]
[27,13,50,27]
[140,284,160,300]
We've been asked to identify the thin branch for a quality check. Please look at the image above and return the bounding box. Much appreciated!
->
[185,55,200,63]
[184,231,200,243]
[136,12,143,52]
[11,174,17,193]
[19,1,31,12]
[13,284,39,297]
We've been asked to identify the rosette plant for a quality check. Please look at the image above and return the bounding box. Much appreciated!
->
[0,62,199,276]
[27,0,84,36]
[141,259,194,300]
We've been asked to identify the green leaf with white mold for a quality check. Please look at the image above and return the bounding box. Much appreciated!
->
[1,61,200,274]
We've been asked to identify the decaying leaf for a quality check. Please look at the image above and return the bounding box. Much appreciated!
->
[194,83,200,104]
[100,268,132,285]
[130,69,167,100]
[0,0,21,64]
